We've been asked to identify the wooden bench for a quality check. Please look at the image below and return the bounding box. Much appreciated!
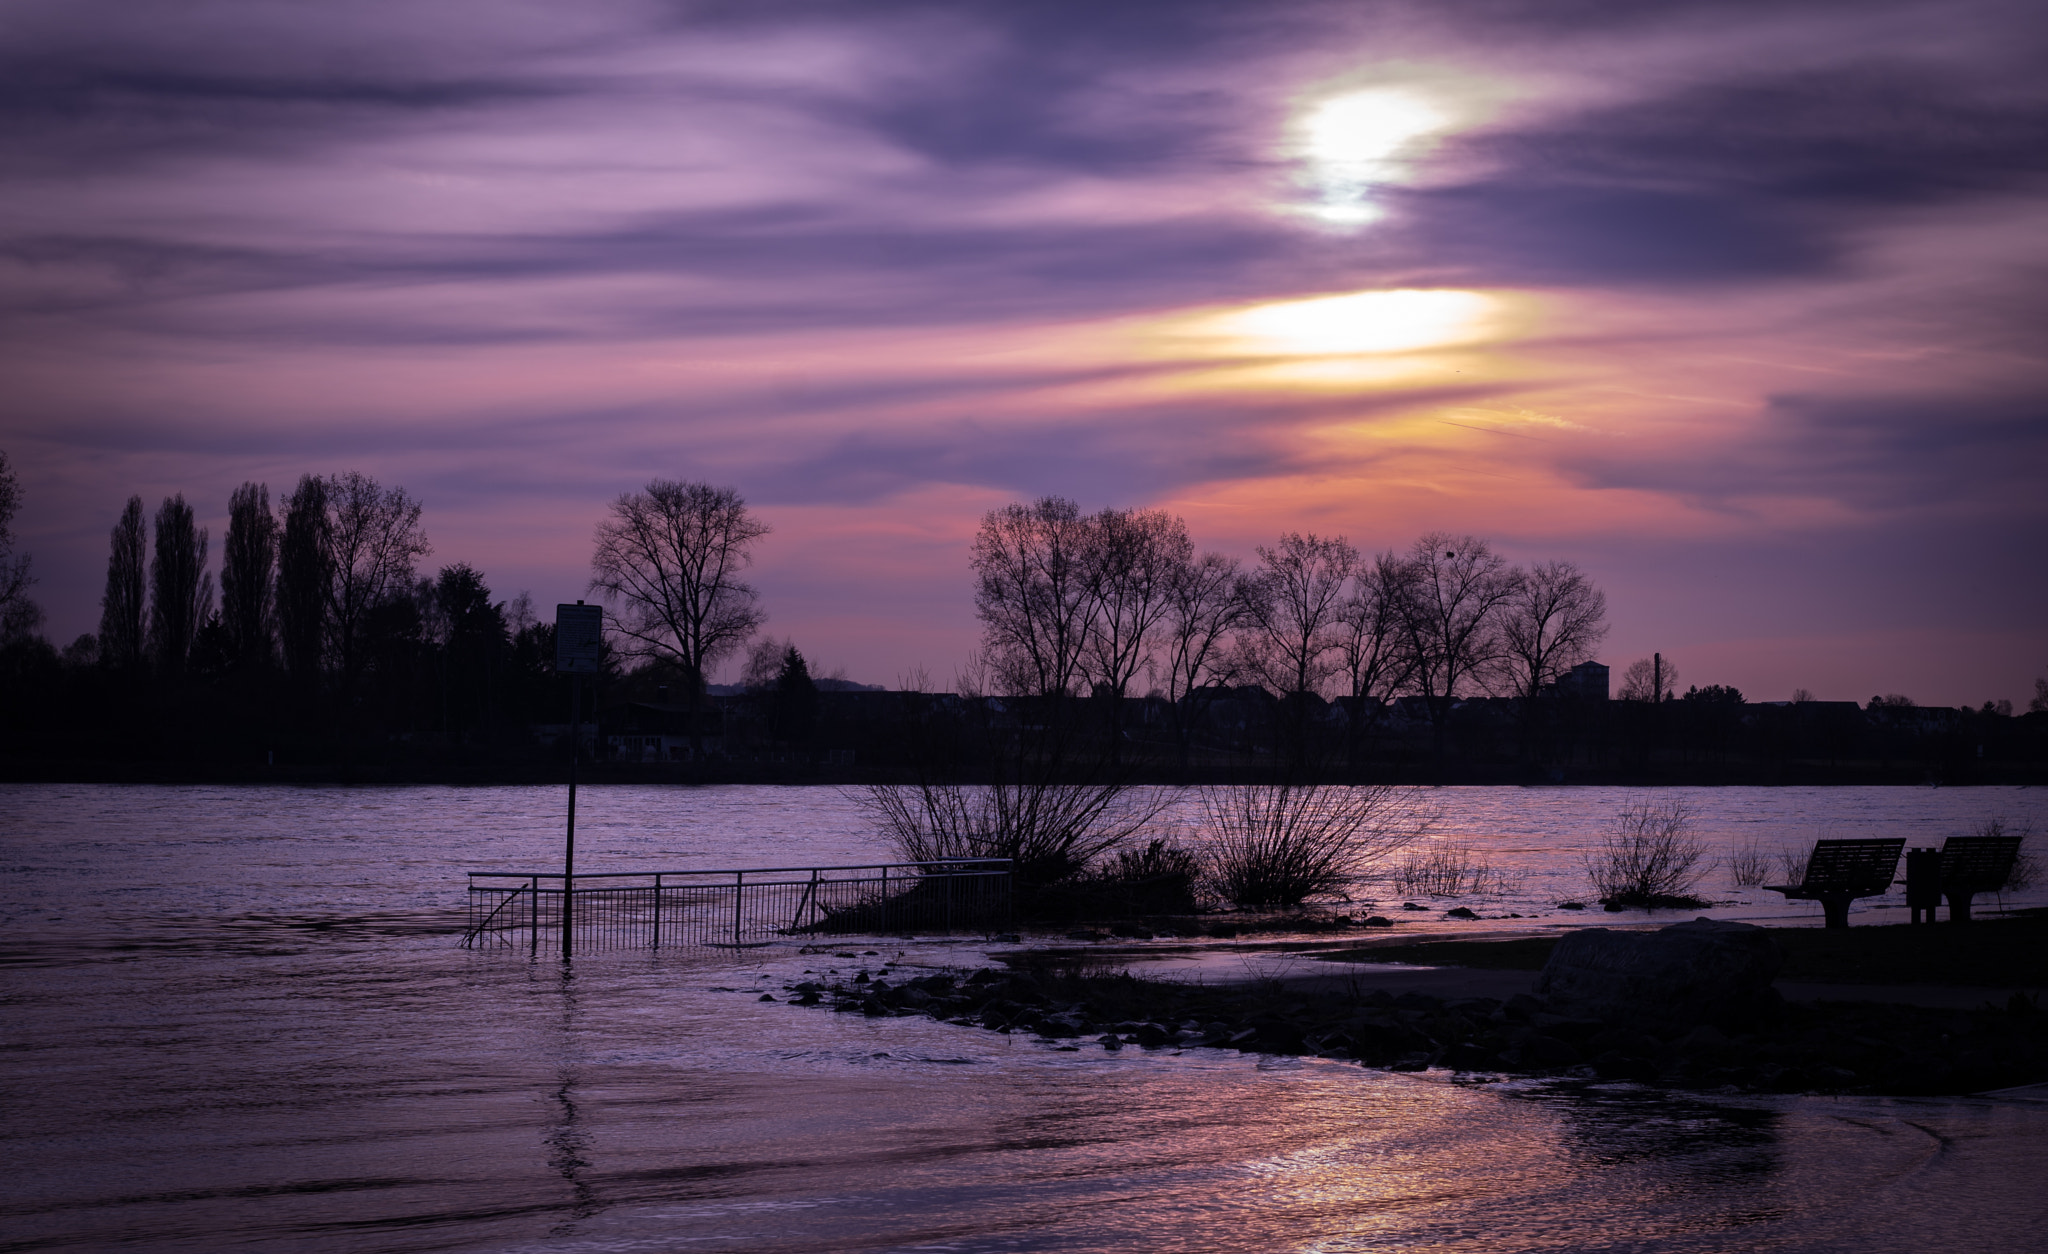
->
[1766,838,1905,929]
[1899,834,2025,923]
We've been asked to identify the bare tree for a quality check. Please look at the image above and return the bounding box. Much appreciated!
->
[1398,533,1518,768]
[1335,550,1414,768]
[590,480,769,755]
[221,482,277,669]
[1080,507,1189,764]
[277,475,331,693]
[1618,655,1678,702]
[1242,532,1357,768]
[1500,559,1607,759]
[99,496,148,671]
[1500,561,1607,701]
[972,496,1095,702]
[0,450,42,642]
[148,494,211,679]
[1157,550,1247,773]
[324,471,430,697]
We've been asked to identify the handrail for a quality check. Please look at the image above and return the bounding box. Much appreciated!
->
[463,856,1012,951]
[466,859,1010,882]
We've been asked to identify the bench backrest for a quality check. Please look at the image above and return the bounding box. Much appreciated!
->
[1801,838,1906,896]
[1939,835,2024,891]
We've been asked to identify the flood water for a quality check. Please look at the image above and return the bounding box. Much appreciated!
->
[4,783,2046,1252]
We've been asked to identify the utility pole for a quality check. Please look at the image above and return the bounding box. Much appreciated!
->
[555,602,603,962]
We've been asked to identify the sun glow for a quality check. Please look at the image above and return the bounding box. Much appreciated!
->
[1218,289,1497,356]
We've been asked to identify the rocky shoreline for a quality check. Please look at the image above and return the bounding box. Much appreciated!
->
[775,950,2048,1097]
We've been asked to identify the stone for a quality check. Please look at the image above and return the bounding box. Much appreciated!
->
[1536,918,1782,1033]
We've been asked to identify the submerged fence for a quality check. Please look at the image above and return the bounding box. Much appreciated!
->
[461,860,1012,953]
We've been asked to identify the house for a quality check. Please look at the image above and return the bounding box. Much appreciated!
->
[599,700,724,761]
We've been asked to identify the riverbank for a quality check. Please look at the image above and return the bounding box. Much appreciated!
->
[779,917,2048,1096]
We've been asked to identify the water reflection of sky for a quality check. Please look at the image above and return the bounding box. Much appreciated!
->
[4,784,2047,1251]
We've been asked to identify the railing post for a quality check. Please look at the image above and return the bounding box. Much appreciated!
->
[880,864,889,933]
[651,873,662,950]
[529,876,539,955]
[732,870,744,947]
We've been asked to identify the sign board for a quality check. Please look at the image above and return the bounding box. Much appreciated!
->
[555,603,604,675]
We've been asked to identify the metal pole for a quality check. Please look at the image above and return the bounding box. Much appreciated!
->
[651,872,662,950]
[564,673,579,962]
[529,875,539,955]
[732,871,744,947]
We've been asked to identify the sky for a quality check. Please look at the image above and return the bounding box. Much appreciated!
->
[3,0,2044,705]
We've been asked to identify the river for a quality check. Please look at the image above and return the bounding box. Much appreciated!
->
[4,783,2044,1251]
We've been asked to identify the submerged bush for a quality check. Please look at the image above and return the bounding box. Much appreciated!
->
[1201,783,1431,908]
[1387,840,1517,897]
[1726,838,1772,888]
[856,779,1176,886]
[1585,800,1710,908]
[1031,838,1205,920]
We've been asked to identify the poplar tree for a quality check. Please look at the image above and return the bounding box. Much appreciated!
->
[221,482,277,668]
[277,475,332,691]
[99,496,148,671]
[148,494,210,679]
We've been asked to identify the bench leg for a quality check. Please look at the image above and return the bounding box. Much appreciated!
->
[1820,896,1852,929]
[1945,891,1975,924]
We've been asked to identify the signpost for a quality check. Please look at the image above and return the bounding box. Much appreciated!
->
[555,602,603,960]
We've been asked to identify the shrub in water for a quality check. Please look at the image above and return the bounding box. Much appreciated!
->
[1201,782,1431,908]
[1726,838,1772,888]
[1584,800,1710,908]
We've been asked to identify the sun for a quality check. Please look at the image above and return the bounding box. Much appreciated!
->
[1295,88,1449,225]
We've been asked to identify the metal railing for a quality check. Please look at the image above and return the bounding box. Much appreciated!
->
[461,859,1012,952]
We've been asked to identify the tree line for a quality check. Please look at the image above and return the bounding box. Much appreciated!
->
[0,465,571,766]
[2,452,2044,780]
[967,496,1608,771]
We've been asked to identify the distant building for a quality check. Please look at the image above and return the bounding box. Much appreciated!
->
[1551,661,1609,701]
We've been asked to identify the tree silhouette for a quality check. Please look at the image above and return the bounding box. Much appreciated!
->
[1397,533,1518,769]
[972,496,1094,702]
[147,494,210,679]
[98,496,147,671]
[590,479,768,756]
[221,482,277,669]
[277,475,331,695]
[1241,532,1357,768]
[0,449,41,642]
[324,471,430,699]
[1080,507,1189,765]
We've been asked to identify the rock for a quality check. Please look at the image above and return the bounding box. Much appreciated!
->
[1536,918,1782,1033]
[1402,902,1428,911]
[1362,916,1394,927]
[1556,902,1586,911]
[1519,1035,1583,1068]
[758,993,776,1002]
[1445,907,1479,920]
